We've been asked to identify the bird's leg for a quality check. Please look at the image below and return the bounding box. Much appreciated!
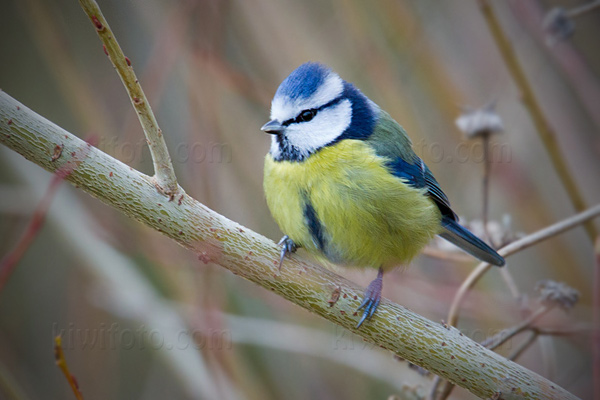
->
[277,235,298,270]
[356,267,384,328]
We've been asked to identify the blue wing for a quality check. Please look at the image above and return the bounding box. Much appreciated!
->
[385,156,457,221]
[385,156,505,266]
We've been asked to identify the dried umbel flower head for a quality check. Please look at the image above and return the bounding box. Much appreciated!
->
[535,279,580,310]
[455,103,503,139]
[543,7,575,46]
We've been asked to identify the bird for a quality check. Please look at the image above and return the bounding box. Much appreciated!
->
[261,62,505,328]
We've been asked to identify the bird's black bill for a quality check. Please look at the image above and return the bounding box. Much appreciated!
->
[261,120,284,135]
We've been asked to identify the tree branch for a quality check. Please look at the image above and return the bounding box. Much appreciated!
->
[0,91,579,399]
[77,0,179,196]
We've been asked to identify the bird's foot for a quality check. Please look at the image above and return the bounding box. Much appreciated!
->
[277,235,297,270]
[356,268,384,328]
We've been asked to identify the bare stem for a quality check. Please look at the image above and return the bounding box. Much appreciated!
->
[478,0,597,241]
[480,132,521,300]
[0,140,92,291]
[77,0,179,196]
[448,203,600,327]
[482,133,491,239]
[0,91,580,400]
[567,0,600,18]
[54,336,84,400]
[594,237,600,400]
[428,376,448,400]
[514,326,584,370]
[481,305,551,351]
[508,331,539,361]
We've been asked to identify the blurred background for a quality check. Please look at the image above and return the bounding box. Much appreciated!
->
[1,0,599,399]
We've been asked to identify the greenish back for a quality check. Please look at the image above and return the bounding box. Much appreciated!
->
[366,110,418,163]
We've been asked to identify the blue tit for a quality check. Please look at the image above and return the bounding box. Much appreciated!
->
[262,62,505,328]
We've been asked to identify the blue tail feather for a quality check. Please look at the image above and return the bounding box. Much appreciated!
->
[439,217,505,267]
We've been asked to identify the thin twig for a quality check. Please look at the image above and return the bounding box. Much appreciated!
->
[448,203,600,327]
[54,336,84,400]
[481,305,550,350]
[482,134,491,240]
[478,0,597,241]
[480,130,521,300]
[508,331,539,361]
[0,140,93,292]
[567,0,600,18]
[499,263,520,300]
[594,237,600,400]
[77,0,179,197]
[532,326,591,336]
[427,376,446,400]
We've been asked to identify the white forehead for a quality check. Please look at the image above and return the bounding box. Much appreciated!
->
[270,73,344,122]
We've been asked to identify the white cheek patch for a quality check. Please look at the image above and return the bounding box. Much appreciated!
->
[270,73,344,123]
[284,99,352,158]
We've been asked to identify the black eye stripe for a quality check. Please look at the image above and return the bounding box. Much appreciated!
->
[282,96,344,126]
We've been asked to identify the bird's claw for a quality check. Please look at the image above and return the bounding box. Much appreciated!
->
[356,268,383,328]
[277,235,297,270]
[356,294,381,328]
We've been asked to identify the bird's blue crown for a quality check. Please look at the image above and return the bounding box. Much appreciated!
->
[275,62,332,101]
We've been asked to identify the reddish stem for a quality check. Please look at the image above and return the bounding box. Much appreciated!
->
[0,139,94,292]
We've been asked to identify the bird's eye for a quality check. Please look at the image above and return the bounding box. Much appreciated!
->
[298,109,316,123]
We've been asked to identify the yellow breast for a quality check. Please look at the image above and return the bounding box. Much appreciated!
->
[263,140,441,270]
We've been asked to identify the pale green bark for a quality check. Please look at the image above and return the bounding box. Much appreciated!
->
[0,91,579,400]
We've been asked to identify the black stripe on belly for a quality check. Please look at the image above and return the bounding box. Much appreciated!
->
[303,199,326,251]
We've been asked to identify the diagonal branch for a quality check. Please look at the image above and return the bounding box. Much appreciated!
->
[77,0,179,196]
[0,91,580,399]
[481,306,551,351]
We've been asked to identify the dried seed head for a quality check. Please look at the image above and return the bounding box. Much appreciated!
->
[535,279,579,310]
[455,103,503,139]
[543,8,574,46]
